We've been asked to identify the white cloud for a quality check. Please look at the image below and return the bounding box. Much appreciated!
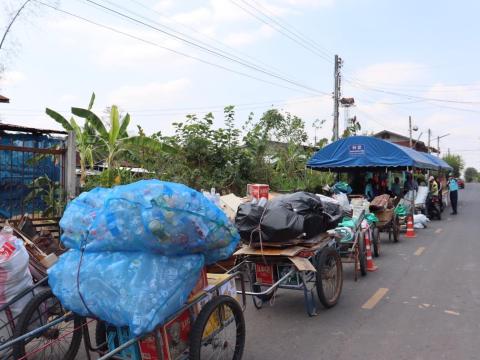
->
[108,78,191,109]
[0,71,27,87]
[224,25,275,46]
[354,62,426,86]
[153,0,174,12]
[284,0,335,7]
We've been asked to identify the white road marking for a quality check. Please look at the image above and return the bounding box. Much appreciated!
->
[414,247,426,256]
[444,310,460,316]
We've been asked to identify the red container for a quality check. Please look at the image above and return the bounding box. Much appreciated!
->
[248,184,269,200]
[255,263,275,285]
[138,309,192,360]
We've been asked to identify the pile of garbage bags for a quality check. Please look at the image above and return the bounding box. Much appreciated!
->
[235,192,341,244]
[48,180,240,335]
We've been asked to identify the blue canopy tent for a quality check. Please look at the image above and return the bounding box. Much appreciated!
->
[423,153,453,172]
[307,136,439,171]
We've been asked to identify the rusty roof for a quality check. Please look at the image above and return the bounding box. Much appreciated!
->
[0,123,67,135]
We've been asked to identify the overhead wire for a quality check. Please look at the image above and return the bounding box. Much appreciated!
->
[34,1,327,96]
[76,0,330,95]
[229,0,333,64]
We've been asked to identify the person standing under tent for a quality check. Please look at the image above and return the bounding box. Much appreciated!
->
[390,177,402,198]
[448,176,459,215]
[365,178,374,201]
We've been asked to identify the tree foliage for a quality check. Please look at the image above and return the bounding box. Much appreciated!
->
[464,167,478,182]
[442,153,465,178]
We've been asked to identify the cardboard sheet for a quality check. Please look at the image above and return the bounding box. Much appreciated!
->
[289,256,317,272]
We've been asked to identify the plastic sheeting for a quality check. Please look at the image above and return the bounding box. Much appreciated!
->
[49,180,240,336]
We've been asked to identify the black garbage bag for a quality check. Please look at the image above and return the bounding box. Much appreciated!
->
[274,192,329,237]
[235,201,304,243]
[235,192,332,244]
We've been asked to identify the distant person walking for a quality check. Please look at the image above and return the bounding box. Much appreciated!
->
[448,176,459,215]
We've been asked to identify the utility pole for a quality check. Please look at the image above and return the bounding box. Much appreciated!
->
[409,116,413,148]
[332,55,342,141]
[436,133,450,157]
[427,129,431,154]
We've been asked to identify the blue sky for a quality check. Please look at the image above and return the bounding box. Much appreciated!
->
[1,0,479,169]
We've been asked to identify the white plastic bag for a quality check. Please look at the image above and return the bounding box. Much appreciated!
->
[333,193,351,212]
[0,226,34,347]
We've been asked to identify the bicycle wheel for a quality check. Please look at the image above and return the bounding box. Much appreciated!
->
[189,295,245,360]
[315,247,343,308]
[358,233,367,276]
[12,290,83,360]
[372,227,380,257]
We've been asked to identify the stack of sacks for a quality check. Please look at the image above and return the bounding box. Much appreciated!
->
[413,214,430,229]
[48,180,239,336]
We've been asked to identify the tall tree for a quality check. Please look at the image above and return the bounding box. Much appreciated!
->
[442,153,465,178]
[464,167,478,182]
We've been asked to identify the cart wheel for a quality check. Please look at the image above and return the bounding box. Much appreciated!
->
[358,233,367,276]
[189,295,245,360]
[393,217,400,242]
[12,289,83,360]
[372,227,380,257]
[315,247,343,308]
[248,266,273,309]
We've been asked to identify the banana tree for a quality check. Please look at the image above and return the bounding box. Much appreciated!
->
[71,104,174,170]
[24,175,65,217]
[46,93,97,187]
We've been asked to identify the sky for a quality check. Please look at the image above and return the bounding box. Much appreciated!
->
[1,0,479,170]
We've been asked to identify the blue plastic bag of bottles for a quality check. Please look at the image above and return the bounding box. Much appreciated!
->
[49,180,240,336]
[48,250,204,335]
[60,180,238,256]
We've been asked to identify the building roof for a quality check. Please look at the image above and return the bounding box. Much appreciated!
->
[0,123,67,135]
[373,130,439,154]
[0,95,9,103]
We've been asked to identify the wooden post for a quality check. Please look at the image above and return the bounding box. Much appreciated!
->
[65,131,77,201]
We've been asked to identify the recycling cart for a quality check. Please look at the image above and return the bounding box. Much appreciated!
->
[233,232,343,316]
[0,271,247,360]
[334,210,368,281]
[373,207,400,243]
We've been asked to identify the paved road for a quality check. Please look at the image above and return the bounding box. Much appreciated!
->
[243,184,480,360]
[77,184,479,360]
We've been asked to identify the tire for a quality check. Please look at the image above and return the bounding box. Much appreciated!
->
[372,227,380,257]
[12,290,83,360]
[358,233,367,276]
[189,295,245,360]
[393,217,400,242]
[249,266,274,309]
[315,247,343,308]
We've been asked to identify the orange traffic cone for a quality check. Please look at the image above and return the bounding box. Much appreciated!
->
[405,214,416,238]
[365,229,378,272]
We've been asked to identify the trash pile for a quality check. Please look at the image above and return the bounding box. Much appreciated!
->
[48,180,240,335]
[235,191,342,244]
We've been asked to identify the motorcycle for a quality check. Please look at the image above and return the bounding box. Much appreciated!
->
[426,195,442,220]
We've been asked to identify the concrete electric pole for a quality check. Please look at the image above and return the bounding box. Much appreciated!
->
[428,129,431,154]
[409,116,413,148]
[332,55,342,141]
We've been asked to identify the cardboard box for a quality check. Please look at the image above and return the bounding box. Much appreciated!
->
[188,267,208,302]
[138,309,192,360]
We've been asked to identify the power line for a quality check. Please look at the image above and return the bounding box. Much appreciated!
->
[346,79,480,105]
[34,1,325,96]
[229,0,333,63]
[77,0,329,95]
[124,0,287,77]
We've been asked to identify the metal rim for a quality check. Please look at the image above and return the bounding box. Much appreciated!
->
[320,253,342,303]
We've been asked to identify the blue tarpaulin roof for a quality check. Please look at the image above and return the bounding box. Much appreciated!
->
[423,153,453,171]
[307,136,440,171]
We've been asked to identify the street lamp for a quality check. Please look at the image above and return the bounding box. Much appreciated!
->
[436,133,450,157]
